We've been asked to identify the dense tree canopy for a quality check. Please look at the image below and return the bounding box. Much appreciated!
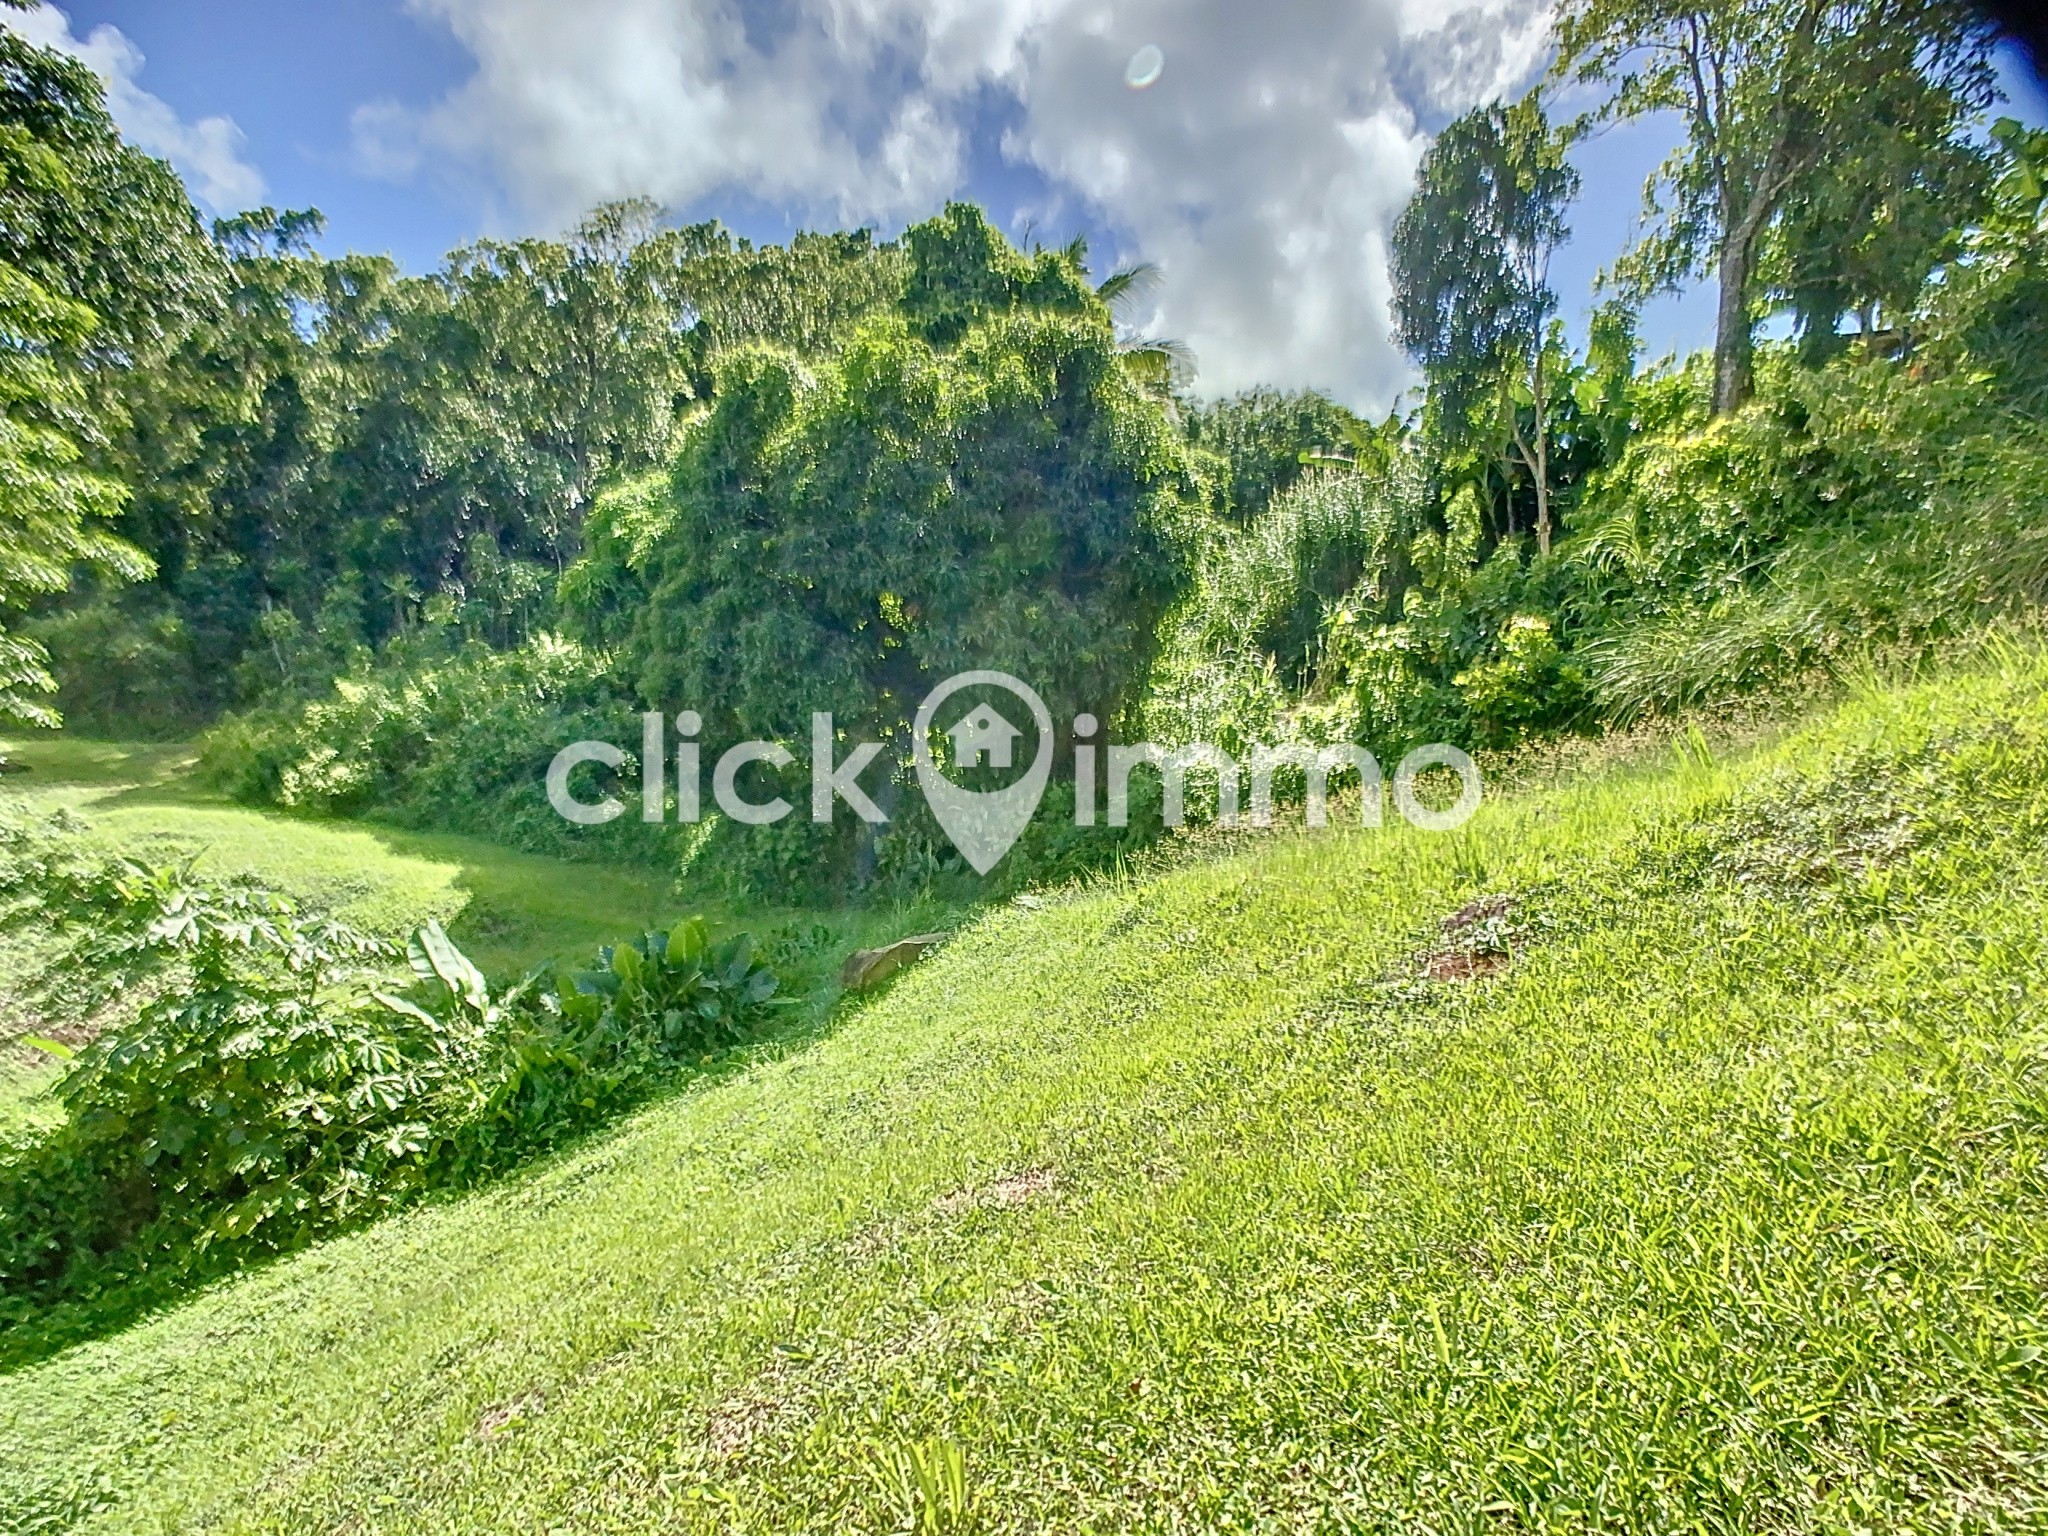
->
[43,192,926,726]
[0,9,180,727]
[1181,388,1369,524]
[1,0,2037,914]
[569,206,1199,756]
[0,10,220,373]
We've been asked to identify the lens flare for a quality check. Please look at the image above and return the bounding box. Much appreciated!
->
[1124,44,1164,90]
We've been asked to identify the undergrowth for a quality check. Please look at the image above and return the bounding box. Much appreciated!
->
[0,829,783,1354]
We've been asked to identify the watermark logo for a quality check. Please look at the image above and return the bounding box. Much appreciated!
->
[913,671,1053,874]
[546,670,1483,865]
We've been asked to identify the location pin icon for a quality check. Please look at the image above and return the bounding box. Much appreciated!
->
[912,671,1054,875]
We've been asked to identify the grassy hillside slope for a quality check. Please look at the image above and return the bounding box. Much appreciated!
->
[3,645,2046,1533]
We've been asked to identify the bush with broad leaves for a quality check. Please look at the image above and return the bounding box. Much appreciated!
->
[0,832,779,1311]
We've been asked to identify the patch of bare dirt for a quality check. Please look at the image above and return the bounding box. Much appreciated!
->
[1418,892,1520,982]
[932,1166,1058,1217]
[1420,948,1513,982]
[1440,892,1515,935]
[474,1391,544,1440]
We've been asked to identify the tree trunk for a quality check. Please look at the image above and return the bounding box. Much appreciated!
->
[1530,346,1551,557]
[851,769,900,889]
[1712,226,1756,416]
[1707,0,1821,416]
[1507,378,1548,556]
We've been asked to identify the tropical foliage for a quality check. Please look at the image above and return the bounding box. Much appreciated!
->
[1,0,2024,842]
[3,0,2046,1337]
[0,819,780,1309]
[2,9,2047,1527]
[0,14,182,729]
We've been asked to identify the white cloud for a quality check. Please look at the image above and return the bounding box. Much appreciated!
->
[361,0,973,229]
[364,0,1549,408]
[4,4,266,213]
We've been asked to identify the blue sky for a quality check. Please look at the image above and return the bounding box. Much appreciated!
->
[21,0,2048,410]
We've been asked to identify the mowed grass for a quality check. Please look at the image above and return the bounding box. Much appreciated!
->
[3,650,2048,1533]
[0,734,682,977]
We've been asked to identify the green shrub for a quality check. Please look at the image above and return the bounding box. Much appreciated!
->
[24,592,200,737]
[188,703,301,804]
[1452,614,1590,745]
[558,918,779,1056]
[196,634,675,866]
[0,844,779,1310]
[1564,210,2048,723]
[1173,461,1431,688]
[199,622,1187,905]
[1565,384,1820,618]
[1581,359,2048,722]
[1317,617,1465,752]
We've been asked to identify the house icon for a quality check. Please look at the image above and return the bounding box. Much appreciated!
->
[947,703,1024,769]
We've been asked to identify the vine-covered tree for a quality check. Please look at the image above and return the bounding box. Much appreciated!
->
[569,205,1199,752]
[1392,94,1579,554]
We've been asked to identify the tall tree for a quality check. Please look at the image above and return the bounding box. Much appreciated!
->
[193,201,707,661]
[1556,0,1996,414]
[424,201,697,564]
[668,223,902,380]
[1392,94,1579,554]
[0,8,173,727]
[574,205,1195,748]
[92,208,396,704]
[1764,35,1994,361]
[0,176,138,727]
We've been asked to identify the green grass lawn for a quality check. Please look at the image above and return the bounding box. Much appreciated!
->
[3,650,2047,1532]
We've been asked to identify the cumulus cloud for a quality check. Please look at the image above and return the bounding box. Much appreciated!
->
[4,3,267,213]
[359,0,977,228]
[1003,0,1549,403]
[364,0,1548,408]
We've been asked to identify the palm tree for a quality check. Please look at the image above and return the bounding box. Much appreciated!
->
[1096,262,1196,403]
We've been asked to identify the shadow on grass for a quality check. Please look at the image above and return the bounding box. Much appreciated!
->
[4,733,696,979]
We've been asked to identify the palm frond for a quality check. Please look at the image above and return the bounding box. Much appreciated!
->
[1097,262,1164,315]
[1117,336,1197,395]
